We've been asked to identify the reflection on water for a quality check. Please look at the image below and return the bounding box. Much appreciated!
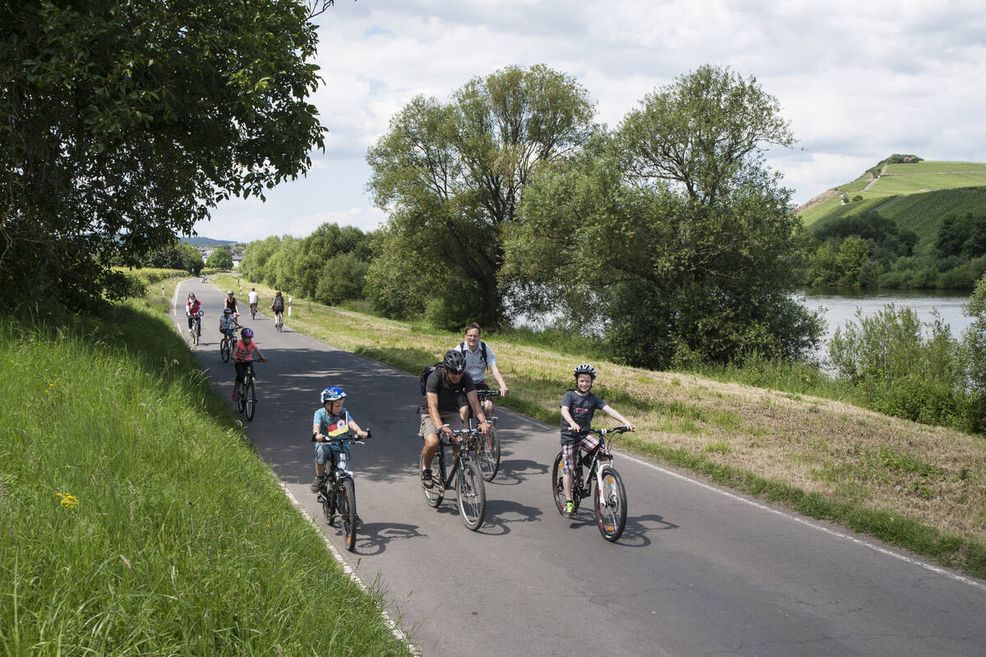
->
[799,290,973,348]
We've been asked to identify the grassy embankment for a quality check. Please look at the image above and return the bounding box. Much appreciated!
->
[214,273,986,579]
[0,279,412,656]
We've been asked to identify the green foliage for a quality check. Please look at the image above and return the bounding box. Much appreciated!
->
[206,245,234,270]
[505,65,821,368]
[144,241,203,274]
[0,1,324,313]
[0,309,411,656]
[238,224,373,306]
[366,64,596,327]
[829,305,967,426]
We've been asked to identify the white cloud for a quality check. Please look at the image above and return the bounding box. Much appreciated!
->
[198,1,986,239]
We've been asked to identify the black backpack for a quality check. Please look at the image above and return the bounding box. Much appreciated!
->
[419,363,442,396]
[459,341,488,370]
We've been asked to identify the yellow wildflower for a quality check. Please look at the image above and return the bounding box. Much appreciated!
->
[56,491,79,510]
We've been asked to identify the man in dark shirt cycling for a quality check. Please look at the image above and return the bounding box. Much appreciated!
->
[419,349,491,487]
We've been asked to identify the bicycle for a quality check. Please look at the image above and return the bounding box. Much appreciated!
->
[551,426,631,542]
[420,427,487,530]
[273,310,284,333]
[235,361,262,421]
[186,310,204,346]
[219,327,238,363]
[314,432,369,552]
[249,302,258,320]
[471,389,503,481]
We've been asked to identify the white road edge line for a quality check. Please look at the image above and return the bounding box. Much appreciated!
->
[278,483,421,656]
[617,450,986,592]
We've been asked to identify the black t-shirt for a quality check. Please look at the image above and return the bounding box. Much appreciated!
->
[559,390,606,444]
[272,296,284,311]
[225,297,238,312]
[424,366,475,413]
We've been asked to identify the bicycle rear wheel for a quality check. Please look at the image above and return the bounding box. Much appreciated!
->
[420,453,444,507]
[220,338,230,363]
[339,478,357,552]
[594,467,628,542]
[457,459,486,531]
[244,380,256,421]
[476,426,501,481]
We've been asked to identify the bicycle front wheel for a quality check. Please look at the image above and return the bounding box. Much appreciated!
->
[550,452,567,516]
[594,467,628,542]
[457,459,486,531]
[220,338,230,363]
[477,427,501,482]
[236,383,246,414]
[339,478,357,552]
[244,380,256,421]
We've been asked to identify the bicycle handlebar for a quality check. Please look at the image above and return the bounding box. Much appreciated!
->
[475,389,503,399]
[584,425,632,437]
[311,428,371,443]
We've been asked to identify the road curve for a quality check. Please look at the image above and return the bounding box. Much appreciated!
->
[175,280,986,657]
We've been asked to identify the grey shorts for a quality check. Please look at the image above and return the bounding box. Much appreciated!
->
[419,411,460,438]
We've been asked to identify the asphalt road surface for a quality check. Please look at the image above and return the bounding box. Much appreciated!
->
[176,280,986,657]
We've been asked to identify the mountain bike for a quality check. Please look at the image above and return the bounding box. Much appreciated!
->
[551,426,631,542]
[471,389,502,481]
[314,433,369,552]
[235,360,263,421]
[219,328,238,363]
[273,309,284,333]
[420,427,487,530]
[186,310,204,346]
[249,302,258,320]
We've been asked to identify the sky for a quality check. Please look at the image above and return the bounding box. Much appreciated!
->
[194,0,986,242]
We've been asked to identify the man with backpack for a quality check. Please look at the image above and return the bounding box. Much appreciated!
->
[419,349,491,488]
[455,322,508,424]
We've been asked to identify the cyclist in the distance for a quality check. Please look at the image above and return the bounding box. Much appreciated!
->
[185,292,202,333]
[248,287,259,318]
[419,350,491,487]
[559,363,634,517]
[271,291,285,326]
[310,386,370,494]
[232,327,266,400]
[224,290,240,326]
[455,322,509,425]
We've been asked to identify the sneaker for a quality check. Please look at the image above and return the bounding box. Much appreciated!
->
[421,468,433,489]
[310,475,326,493]
[563,500,575,517]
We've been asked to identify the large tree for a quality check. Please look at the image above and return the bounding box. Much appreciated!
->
[0,0,324,310]
[504,65,821,367]
[366,64,595,327]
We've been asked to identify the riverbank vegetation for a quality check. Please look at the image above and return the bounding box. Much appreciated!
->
[0,290,413,656]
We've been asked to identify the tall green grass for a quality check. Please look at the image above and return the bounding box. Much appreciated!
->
[0,306,411,657]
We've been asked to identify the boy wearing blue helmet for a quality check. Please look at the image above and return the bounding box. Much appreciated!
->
[311,386,370,493]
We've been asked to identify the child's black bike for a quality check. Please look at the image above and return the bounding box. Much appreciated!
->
[219,328,238,363]
[235,361,261,421]
[471,389,503,481]
[420,427,487,531]
[314,432,369,552]
[551,426,631,542]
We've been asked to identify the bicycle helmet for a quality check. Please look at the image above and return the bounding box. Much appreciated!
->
[320,386,346,404]
[241,327,254,338]
[573,363,597,379]
[226,290,234,295]
[223,307,232,315]
[443,349,467,374]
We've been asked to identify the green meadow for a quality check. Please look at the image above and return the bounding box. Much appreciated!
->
[0,295,412,656]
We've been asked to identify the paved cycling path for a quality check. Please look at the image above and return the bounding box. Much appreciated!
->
[175,280,986,657]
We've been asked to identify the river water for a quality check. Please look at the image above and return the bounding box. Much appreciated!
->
[799,291,974,345]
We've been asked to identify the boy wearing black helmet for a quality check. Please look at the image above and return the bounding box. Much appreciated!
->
[419,349,491,487]
[559,363,634,517]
